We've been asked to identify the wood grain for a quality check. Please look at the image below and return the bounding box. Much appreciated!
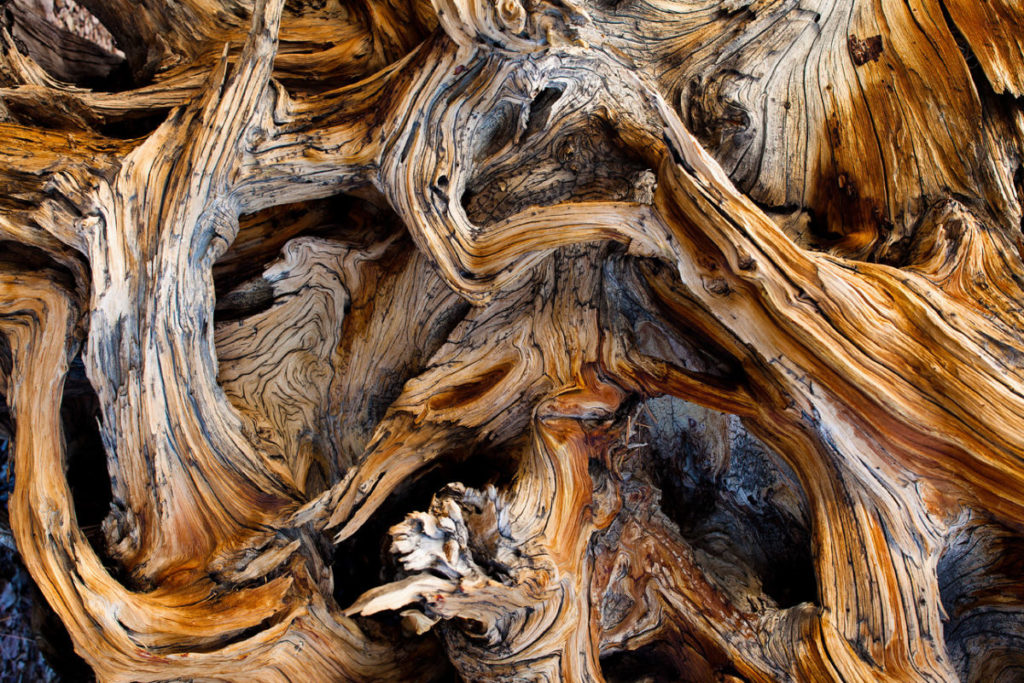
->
[0,0,1022,679]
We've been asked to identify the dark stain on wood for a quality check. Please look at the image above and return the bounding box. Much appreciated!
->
[848,35,884,66]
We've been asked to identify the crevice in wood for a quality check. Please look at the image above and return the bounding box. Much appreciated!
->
[93,108,170,140]
[4,0,127,89]
[0,360,95,681]
[462,112,656,226]
[213,192,395,296]
[638,396,817,611]
[60,354,110,562]
[938,517,1024,682]
[600,641,689,682]
[332,442,516,610]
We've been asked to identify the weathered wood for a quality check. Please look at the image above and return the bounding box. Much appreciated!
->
[0,0,1022,680]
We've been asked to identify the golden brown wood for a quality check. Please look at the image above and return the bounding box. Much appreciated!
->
[0,0,1022,680]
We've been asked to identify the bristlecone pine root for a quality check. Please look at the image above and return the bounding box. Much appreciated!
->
[1,0,1023,679]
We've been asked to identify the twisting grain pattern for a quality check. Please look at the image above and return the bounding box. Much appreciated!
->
[0,0,1022,680]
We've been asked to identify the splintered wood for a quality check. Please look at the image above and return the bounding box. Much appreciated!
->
[0,0,1022,680]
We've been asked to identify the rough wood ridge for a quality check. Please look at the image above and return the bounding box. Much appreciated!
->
[0,0,1023,679]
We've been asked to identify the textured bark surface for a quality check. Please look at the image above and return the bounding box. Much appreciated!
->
[0,0,1023,680]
